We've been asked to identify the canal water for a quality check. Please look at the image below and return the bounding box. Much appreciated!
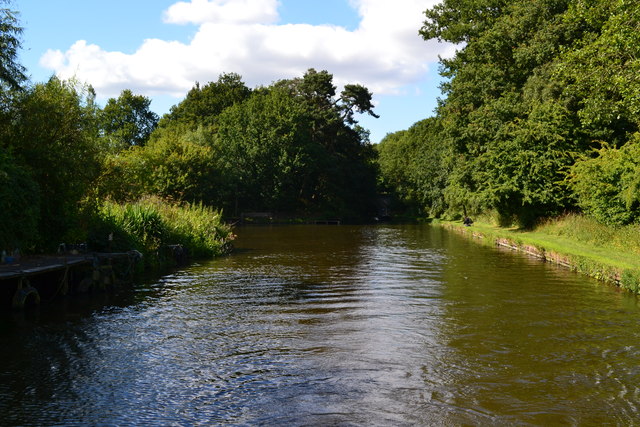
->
[1,225,640,425]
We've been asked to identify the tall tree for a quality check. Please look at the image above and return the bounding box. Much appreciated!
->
[213,69,379,219]
[377,118,449,217]
[417,0,608,225]
[217,86,315,213]
[96,69,379,221]
[0,146,39,249]
[100,89,159,150]
[0,0,26,90]
[159,72,251,129]
[3,77,101,245]
[275,69,379,218]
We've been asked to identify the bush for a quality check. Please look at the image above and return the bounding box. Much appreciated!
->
[147,198,233,258]
[89,197,233,266]
[569,134,640,226]
[0,149,40,250]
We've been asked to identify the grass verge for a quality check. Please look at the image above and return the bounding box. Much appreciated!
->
[436,213,640,293]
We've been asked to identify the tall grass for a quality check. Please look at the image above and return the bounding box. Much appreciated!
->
[90,197,234,267]
[536,213,640,256]
[148,198,233,258]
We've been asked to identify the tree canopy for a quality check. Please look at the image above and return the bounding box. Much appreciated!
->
[98,69,378,221]
[0,0,26,90]
[0,2,382,252]
[159,72,251,130]
[0,67,379,250]
[379,0,640,227]
[8,0,640,253]
[100,89,159,150]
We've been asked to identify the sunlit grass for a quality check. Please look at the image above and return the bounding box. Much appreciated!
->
[535,213,640,256]
[438,213,640,292]
[94,196,234,266]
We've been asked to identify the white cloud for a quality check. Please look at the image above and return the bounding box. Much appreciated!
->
[163,0,280,25]
[41,0,455,103]
[41,39,195,97]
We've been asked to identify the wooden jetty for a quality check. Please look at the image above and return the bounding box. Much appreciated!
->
[0,251,141,309]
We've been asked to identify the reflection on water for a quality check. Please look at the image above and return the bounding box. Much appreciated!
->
[1,225,640,425]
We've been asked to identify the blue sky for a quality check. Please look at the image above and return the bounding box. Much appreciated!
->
[16,0,454,142]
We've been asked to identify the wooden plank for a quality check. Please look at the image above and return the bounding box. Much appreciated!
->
[22,264,65,275]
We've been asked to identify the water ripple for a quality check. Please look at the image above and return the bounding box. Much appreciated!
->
[2,225,640,425]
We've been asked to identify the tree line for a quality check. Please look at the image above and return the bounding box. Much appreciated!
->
[0,1,379,252]
[4,0,636,254]
[378,0,640,227]
[98,69,379,220]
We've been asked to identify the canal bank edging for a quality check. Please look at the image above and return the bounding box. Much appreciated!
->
[0,252,142,309]
[440,222,640,293]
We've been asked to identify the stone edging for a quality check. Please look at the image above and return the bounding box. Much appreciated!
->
[440,222,639,292]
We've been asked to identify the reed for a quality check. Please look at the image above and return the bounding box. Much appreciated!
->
[93,197,233,267]
[146,197,234,258]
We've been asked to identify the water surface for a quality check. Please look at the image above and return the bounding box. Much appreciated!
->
[1,225,639,425]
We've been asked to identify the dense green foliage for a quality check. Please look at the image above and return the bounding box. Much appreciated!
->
[216,86,316,213]
[93,197,233,265]
[0,147,39,248]
[100,69,378,221]
[0,77,101,247]
[0,0,26,90]
[569,135,640,225]
[213,71,378,218]
[0,5,379,255]
[8,0,640,258]
[159,73,251,130]
[378,0,640,227]
[376,118,448,217]
[100,89,159,150]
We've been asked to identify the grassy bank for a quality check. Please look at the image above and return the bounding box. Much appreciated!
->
[436,213,640,293]
[87,197,234,270]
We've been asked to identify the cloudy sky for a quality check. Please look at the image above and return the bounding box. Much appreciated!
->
[17,0,455,142]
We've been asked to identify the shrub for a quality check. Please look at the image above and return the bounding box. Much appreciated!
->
[569,134,640,226]
[0,149,40,250]
[89,197,233,267]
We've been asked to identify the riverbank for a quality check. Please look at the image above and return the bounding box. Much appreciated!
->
[90,197,235,270]
[1,198,235,309]
[436,215,640,293]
